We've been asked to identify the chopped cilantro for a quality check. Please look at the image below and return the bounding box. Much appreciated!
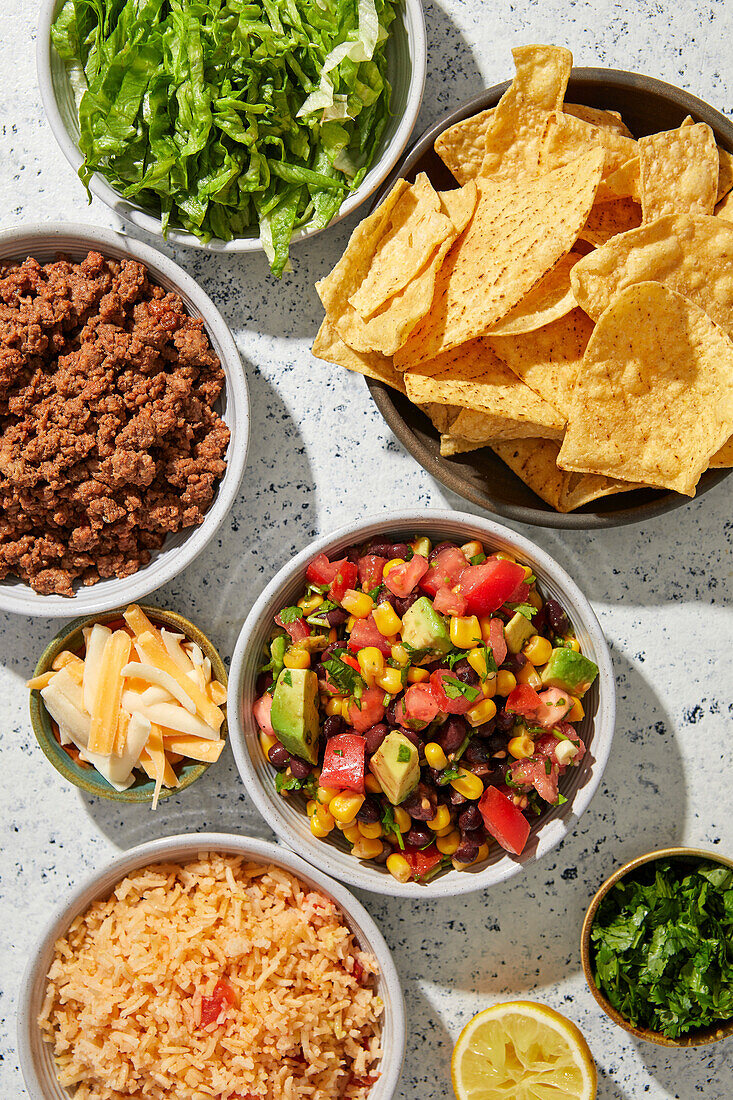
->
[415,855,452,883]
[397,744,412,763]
[507,602,537,621]
[322,655,364,700]
[282,670,293,687]
[554,792,568,806]
[438,766,462,784]
[334,748,344,757]
[275,771,317,797]
[544,759,552,775]
[279,605,304,624]
[440,674,480,702]
[469,552,486,565]
[307,582,329,595]
[367,585,384,600]
[381,805,404,849]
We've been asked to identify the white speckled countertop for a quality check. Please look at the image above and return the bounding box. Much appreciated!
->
[1,1,732,1097]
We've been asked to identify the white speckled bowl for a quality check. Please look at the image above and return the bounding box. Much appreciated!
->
[18,832,405,1100]
[0,223,249,617]
[228,510,616,898]
[36,0,427,253]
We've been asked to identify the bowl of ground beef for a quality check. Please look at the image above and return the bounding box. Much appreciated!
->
[0,223,249,615]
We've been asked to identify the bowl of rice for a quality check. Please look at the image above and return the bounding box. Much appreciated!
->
[18,832,404,1100]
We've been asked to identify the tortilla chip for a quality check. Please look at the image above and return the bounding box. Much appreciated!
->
[440,403,563,457]
[348,174,454,318]
[557,282,733,496]
[605,156,641,201]
[394,148,604,370]
[539,112,637,178]
[404,337,565,440]
[312,318,405,393]
[479,45,573,182]
[434,108,495,185]
[491,438,639,511]
[487,308,594,418]
[564,104,633,137]
[419,402,461,433]
[562,472,644,510]
[484,251,581,336]
[709,437,733,467]
[716,190,733,223]
[639,122,719,220]
[579,196,642,246]
[718,146,733,202]
[571,213,733,337]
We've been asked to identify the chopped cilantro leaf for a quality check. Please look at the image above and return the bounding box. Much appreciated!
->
[397,744,412,763]
[438,766,461,784]
[367,585,384,600]
[469,552,486,565]
[440,674,480,702]
[381,805,404,849]
[507,602,537,621]
[322,655,364,700]
[275,771,317,797]
[282,670,293,687]
[279,605,304,624]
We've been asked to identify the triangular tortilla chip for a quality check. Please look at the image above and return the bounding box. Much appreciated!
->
[579,196,642,246]
[419,402,462,433]
[563,104,633,137]
[709,437,733,467]
[484,251,581,336]
[539,112,637,178]
[604,156,641,201]
[639,122,719,220]
[491,438,641,511]
[312,318,405,393]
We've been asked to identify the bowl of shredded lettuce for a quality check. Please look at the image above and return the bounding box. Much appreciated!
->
[38,0,426,275]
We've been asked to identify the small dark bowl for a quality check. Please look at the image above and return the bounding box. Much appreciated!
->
[581,846,733,1046]
[366,69,733,529]
[29,605,228,802]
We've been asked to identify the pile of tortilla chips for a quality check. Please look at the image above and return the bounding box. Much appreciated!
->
[313,44,733,510]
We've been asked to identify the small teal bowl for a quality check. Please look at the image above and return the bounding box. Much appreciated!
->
[29,605,228,802]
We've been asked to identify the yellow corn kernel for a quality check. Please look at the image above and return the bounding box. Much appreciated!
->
[428,803,452,831]
[328,627,338,643]
[450,768,484,800]
[358,646,385,682]
[358,821,383,840]
[424,742,448,770]
[329,792,365,825]
[496,670,516,696]
[521,564,534,580]
[474,843,490,864]
[365,773,383,795]
[467,647,488,678]
[306,799,318,818]
[527,589,543,610]
[383,558,405,578]
[517,663,542,689]
[341,589,374,618]
[373,602,402,636]
[340,699,353,721]
[508,735,535,760]
[376,667,403,694]
[567,638,581,652]
[393,806,411,832]
[346,615,356,632]
[466,697,497,728]
[325,696,344,717]
[284,647,310,670]
[436,829,461,855]
[391,643,410,667]
[407,666,430,684]
[495,552,516,563]
[259,730,278,757]
[411,536,431,556]
[313,805,335,833]
[316,785,340,805]
[342,823,361,844]
[352,837,384,860]
[452,856,469,871]
[461,540,484,560]
[311,816,331,838]
[298,593,324,614]
[481,676,497,698]
[450,615,482,649]
[567,695,585,721]
[386,853,412,883]
[523,635,553,666]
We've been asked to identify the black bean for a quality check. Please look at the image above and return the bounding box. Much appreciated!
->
[439,715,468,755]
[468,762,492,780]
[322,715,344,740]
[389,542,411,560]
[474,718,497,739]
[365,541,393,558]
[449,788,468,807]
[289,757,312,780]
[393,592,420,617]
[532,604,549,636]
[356,798,380,824]
[428,541,455,563]
[406,825,433,848]
[495,708,515,732]
[385,699,402,726]
[320,642,342,662]
[545,597,570,636]
[464,740,489,765]
[268,743,290,768]
[504,651,527,674]
[453,840,479,864]
[458,805,482,831]
[343,546,360,564]
[485,732,509,754]
[325,608,348,626]
[401,727,424,750]
[451,659,480,687]
[373,843,390,865]
[363,722,388,755]
[463,826,486,846]
[402,782,437,821]
[256,672,273,696]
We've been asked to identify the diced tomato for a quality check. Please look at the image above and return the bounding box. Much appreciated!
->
[505,683,543,718]
[504,580,530,607]
[200,979,237,1028]
[488,617,507,666]
[419,547,467,597]
[535,729,586,770]
[457,560,527,616]
[509,756,559,804]
[403,843,443,880]
[399,682,441,727]
[478,786,531,855]
[348,615,393,656]
[429,669,477,715]
[358,555,387,591]
[433,585,467,616]
[306,553,339,585]
[348,687,386,733]
[341,653,361,673]
[320,734,366,792]
[534,687,573,729]
[275,612,311,643]
[329,561,358,603]
[384,554,429,597]
[253,693,274,735]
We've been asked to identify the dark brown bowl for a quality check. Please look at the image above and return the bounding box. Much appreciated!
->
[580,846,733,1046]
[366,69,733,529]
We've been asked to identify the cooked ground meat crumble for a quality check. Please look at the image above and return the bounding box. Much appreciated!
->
[0,250,230,596]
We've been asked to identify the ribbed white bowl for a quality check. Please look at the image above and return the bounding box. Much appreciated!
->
[228,510,616,898]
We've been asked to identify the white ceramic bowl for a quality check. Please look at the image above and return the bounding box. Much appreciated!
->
[228,510,616,898]
[18,832,405,1100]
[0,222,249,617]
[36,0,427,253]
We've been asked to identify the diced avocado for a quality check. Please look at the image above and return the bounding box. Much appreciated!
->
[504,611,535,654]
[369,731,420,805]
[270,668,320,764]
[401,596,451,658]
[541,648,598,695]
[268,634,287,679]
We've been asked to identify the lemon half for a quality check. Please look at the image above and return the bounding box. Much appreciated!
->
[451,1000,598,1100]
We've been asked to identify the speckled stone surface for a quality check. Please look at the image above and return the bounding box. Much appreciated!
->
[1,2,732,1097]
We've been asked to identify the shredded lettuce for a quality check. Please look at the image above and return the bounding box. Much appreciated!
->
[51,0,398,275]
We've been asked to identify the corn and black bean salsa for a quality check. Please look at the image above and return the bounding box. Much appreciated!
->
[253,536,599,884]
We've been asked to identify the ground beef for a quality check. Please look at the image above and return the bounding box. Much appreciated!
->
[0,251,230,595]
